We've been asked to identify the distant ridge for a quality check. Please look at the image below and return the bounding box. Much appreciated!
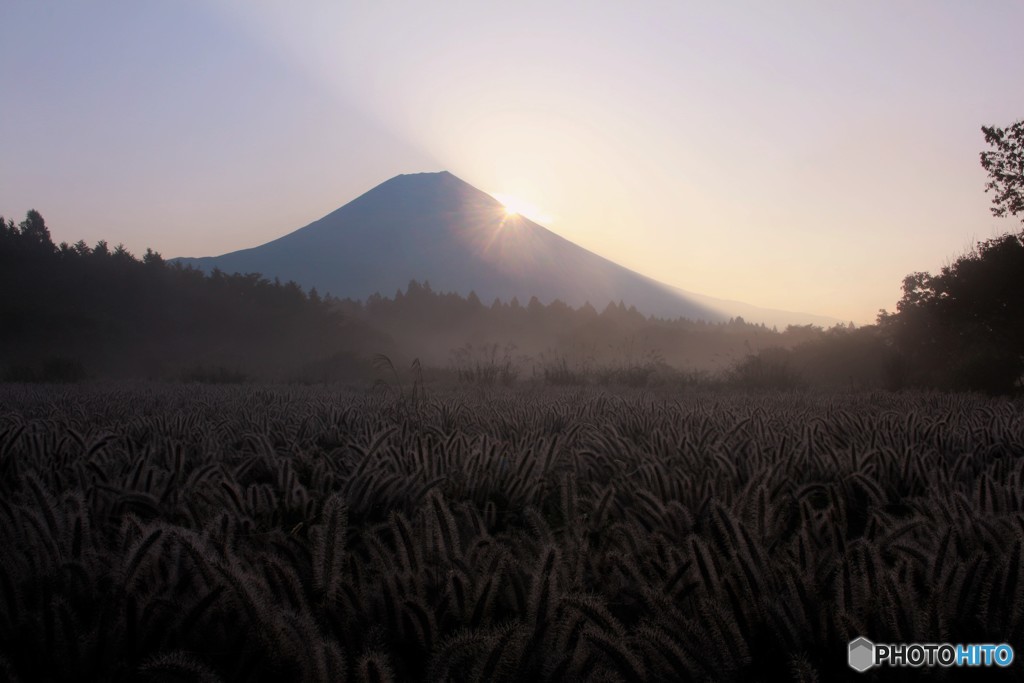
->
[174,171,838,327]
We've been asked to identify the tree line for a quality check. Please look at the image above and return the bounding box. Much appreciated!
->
[737,120,1024,394]
[0,214,360,381]
[0,211,809,384]
[3,120,1021,391]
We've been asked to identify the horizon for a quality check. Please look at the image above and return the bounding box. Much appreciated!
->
[173,169,842,328]
[3,2,1023,324]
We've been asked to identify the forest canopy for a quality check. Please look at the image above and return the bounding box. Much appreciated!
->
[0,212,799,384]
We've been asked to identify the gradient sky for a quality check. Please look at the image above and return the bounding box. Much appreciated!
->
[3,2,1022,323]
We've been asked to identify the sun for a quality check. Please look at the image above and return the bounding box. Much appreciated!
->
[491,193,552,224]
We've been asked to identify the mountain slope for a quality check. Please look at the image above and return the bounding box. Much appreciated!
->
[175,171,837,327]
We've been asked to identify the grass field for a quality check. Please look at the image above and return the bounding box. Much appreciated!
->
[1,383,1022,681]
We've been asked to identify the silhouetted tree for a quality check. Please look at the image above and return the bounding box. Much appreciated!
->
[871,122,1024,392]
[143,248,164,267]
[18,209,53,253]
[881,233,1024,392]
[981,120,1024,223]
[0,210,364,381]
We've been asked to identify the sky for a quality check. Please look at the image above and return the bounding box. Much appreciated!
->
[2,2,1022,324]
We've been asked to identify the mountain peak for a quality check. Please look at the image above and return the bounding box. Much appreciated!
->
[398,170,454,178]
[174,173,837,327]
[381,170,467,186]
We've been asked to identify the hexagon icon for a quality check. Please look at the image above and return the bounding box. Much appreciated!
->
[848,637,875,672]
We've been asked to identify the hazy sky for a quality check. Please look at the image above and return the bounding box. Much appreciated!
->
[3,2,1022,323]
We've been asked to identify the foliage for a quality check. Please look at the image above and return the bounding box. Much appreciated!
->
[373,353,425,412]
[450,343,519,386]
[981,120,1024,222]
[536,352,589,386]
[730,348,803,390]
[2,383,1023,681]
[595,340,665,387]
[1,210,814,383]
[728,325,898,391]
[880,233,1024,393]
[0,211,365,381]
[857,121,1024,393]
[361,279,793,373]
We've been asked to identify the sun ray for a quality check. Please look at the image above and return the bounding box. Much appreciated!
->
[490,192,552,225]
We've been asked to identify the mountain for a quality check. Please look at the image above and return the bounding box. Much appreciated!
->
[174,171,837,327]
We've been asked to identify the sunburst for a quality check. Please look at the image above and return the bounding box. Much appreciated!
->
[491,192,552,224]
